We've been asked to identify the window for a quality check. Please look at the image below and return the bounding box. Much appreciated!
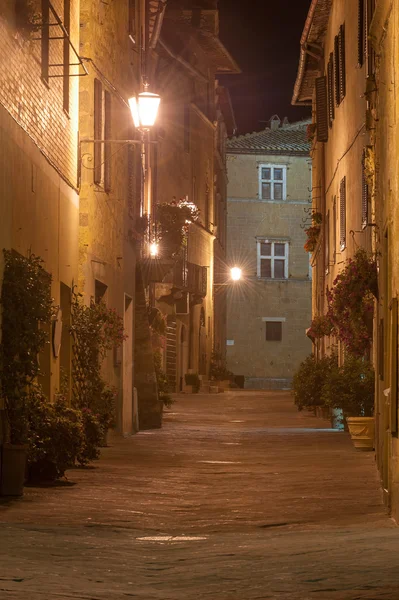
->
[361,150,369,228]
[259,165,286,201]
[257,240,288,279]
[129,0,138,45]
[184,104,190,152]
[94,79,112,190]
[63,0,71,112]
[358,0,365,67]
[327,53,335,127]
[315,76,328,142]
[325,209,330,274]
[95,280,107,304]
[334,24,346,105]
[265,321,283,342]
[339,176,346,250]
[332,195,337,264]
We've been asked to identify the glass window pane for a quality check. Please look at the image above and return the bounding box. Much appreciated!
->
[274,243,285,256]
[274,259,285,279]
[261,167,271,180]
[262,182,271,199]
[274,168,283,180]
[260,259,271,278]
[260,242,271,256]
[274,182,283,200]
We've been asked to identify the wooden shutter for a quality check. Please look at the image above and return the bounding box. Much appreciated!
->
[94,78,102,185]
[325,210,330,274]
[104,90,111,192]
[315,76,328,142]
[266,321,282,342]
[339,176,346,250]
[333,196,337,264]
[366,0,376,77]
[127,144,136,220]
[63,0,71,113]
[361,150,368,227]
[338,24,346,101]
[390,298,398,433]
[358,0,365,67]
[327,54,334,127]
[334,35,340,105]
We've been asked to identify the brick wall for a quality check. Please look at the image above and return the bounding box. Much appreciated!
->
[0,0,79,188]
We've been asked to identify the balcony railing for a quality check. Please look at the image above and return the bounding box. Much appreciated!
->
[173,259,207,296]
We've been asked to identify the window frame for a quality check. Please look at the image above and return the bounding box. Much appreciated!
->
[258,164,287,201]
[257,239,289,280]
[339,176,347,251]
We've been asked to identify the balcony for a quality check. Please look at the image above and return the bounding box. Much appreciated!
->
[173,260,207,296]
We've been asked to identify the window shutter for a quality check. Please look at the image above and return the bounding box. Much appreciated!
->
[266,321,282,342]
[334,35,340,105]
[127,144,135,220]
[361,150,368,227]
[339,176,346,250]
[316,76,328,142]
[327,54,334,127]
[104,90,111,193]
[358,0,365,66]
[94,79,102,185]
[325,210,330,274]
[339,24,346,101]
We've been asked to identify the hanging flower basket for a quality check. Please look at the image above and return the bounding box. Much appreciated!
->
[308,314,334,339]
[304,212,322,253]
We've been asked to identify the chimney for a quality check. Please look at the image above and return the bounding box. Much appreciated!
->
[270,115,281,130]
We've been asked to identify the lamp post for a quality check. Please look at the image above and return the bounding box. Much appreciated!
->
[128,90,161,257]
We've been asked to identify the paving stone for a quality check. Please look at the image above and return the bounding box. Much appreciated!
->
[0,391,397,599]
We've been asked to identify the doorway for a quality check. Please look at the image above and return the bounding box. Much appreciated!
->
[122,295,133,435]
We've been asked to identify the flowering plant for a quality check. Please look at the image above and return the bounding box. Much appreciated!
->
[304,212,322,253]
[307,314,334,339]
[327,248,377,356]
[155,199,200,258]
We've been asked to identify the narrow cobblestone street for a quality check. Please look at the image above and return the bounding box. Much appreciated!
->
[0,391,398,600]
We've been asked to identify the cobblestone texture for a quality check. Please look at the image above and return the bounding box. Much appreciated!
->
[0,391,398,599]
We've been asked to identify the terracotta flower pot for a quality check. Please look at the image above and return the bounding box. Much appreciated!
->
[346,416,375,451]
[1,443,27,496]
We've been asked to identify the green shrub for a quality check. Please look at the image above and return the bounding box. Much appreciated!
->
[292,354,337,411]
[185,373,200,393]
[26,387,84,482]
[209,351,234,382]
[77,409,103,466]
[321,354,374,417]
[154,351,174,408]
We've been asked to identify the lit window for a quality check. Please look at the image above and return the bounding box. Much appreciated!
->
[259,164,286,201]
[257,240,289,279]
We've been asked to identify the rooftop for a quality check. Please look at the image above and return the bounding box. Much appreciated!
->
[226,118,311,155]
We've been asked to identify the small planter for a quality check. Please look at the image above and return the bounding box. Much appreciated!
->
[346,416,375,451]
[183,385,193,394]
[1,444,27,496]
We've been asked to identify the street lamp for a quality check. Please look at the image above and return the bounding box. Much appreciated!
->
[230,267,242,281]
[128,91,161,130]
[214,267,243,287]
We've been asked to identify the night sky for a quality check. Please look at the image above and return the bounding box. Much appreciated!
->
[218,0,311,135]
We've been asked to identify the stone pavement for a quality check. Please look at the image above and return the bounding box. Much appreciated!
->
[0,390,398,600]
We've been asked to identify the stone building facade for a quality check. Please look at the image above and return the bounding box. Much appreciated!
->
[148,1,239,393]
[226,118,312,389]
[0,0,81,424]
[293,0,399,521]
[0,0,238,445]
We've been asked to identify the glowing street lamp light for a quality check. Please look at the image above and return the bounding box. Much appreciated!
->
[230,267,242,281]
[149,242,159,258]
[128,91,161,130]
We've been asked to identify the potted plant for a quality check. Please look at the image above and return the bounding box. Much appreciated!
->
[0,251,53,495]
[209,351,234,389]
[292,353,337,415]
[304,212,322,253]
[321,354,375,450]
[184,373,200,394]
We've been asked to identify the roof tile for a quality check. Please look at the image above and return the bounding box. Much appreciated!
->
[227,120,311,155]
